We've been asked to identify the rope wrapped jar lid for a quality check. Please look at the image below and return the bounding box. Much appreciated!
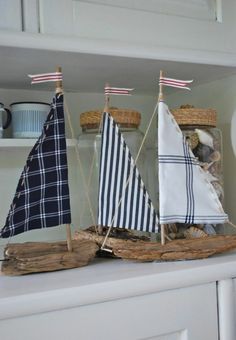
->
[171,105,217,127]
[80,107,141,130]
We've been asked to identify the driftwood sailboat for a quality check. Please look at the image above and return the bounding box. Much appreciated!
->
[0,69,98,275]
[76,73,236,261]
[2,70,236,275]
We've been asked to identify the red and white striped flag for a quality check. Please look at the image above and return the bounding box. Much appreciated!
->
[104,86,134,96]
[159,76,193,90]
[28,72,62,84]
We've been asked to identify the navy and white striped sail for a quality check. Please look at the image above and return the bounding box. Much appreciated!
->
[98,112,159,233]
[0,93,71,238]
[158,100,228,225]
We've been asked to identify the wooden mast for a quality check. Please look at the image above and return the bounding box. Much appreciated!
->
[158,70,167,246]
[55,66,73,252]
[55,66,63,94]
[104,82,110,112]
[97,83,110,237]
[158,70,164,102]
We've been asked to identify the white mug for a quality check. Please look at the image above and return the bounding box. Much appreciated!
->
[10,102,50,138]
[0,103,12,138]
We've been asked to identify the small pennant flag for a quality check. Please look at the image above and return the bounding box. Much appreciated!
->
[28,72,62,84]
[104,86,134,95]
[159,76,193,90]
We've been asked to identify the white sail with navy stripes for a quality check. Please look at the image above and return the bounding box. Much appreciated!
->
[98,112,159,233]
[158,101,228,225]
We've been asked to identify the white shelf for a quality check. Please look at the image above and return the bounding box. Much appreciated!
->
[0,32,236,95]
[0,138,76,149]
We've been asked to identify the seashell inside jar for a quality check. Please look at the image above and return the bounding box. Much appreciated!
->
[184,226,208,239]
[171,105,225,236]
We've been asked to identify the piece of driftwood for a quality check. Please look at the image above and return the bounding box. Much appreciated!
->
[75,227,150,256]
[2,239,99,275]
[75,228,236,261]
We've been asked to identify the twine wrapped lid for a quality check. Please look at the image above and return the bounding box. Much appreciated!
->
[80,107,141,130]
[171,104,217,127]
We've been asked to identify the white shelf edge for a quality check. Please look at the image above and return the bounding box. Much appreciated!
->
[0,138,76,148]
[1,30,236,67]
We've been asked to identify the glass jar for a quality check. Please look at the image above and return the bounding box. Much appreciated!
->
[171,105,225,235]
[77,108,146,228]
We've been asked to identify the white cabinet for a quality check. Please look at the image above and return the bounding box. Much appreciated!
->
[0,1,236,65]
[78,0,220,21]
[0,0,39,33]
[0,1,235,92]
[37,0,236,61]
[0,0,22,31]
[0,283,218,340]
[2,253,236,340]
[22,0,39,33]
[39,0,74,35]
[218,279,236,340]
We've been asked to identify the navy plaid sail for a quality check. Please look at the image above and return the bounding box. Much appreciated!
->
[0,93,71,238]
[98,112,159,233]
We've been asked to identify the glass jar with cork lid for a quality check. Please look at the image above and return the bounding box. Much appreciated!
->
[171,104,224,235]
[77,107,146,228]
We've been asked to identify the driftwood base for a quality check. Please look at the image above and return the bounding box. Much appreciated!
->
[2,239,99,275]
[75,228,236,261]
